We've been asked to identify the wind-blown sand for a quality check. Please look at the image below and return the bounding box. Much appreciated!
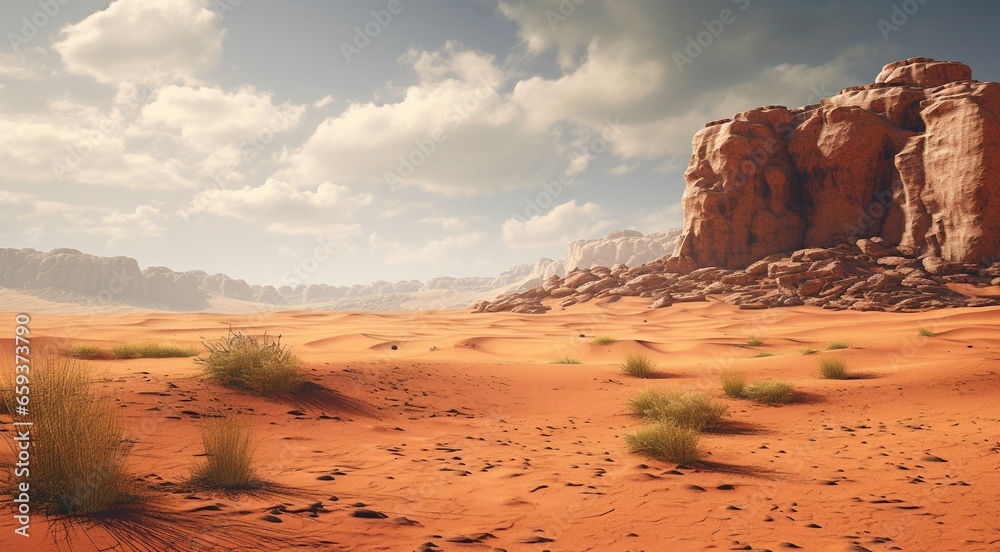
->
[1,297,999,551]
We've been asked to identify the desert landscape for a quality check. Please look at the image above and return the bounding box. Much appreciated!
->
[3,2,1000,551]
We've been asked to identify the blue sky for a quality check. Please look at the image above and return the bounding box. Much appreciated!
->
[2,0,998,287]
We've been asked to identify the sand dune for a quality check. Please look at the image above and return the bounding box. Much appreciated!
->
[1,298,999,550]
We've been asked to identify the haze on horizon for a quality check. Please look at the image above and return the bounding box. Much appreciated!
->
[2,0,998,288]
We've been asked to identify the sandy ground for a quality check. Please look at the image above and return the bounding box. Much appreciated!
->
[1,296,999,551]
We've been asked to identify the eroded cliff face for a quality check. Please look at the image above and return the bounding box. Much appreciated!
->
[674,57,1000,271]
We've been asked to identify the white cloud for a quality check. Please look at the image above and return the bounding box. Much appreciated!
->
[53,0,224,84]
[420,217,466,231]
[184,179,373,233]
[0,53,44,79]
[0,191,165,245]
[0,109,192,189]
[377,231,486,266]
[632,201,685,234]
[285,42,607,196]
[502,200,613,249]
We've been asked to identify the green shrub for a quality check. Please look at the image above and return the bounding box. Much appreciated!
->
[593,336,617,345]
[196,329,304,395]
[628,389,727,430]
[825,341,850,351]
[819,357,852,379]
[720,370,747,398]
[195,415,256,489]
[744,380,796,404]
[620,351,656,378]
[112,342,199,359]
[800,348,818,355]
[2,355,134,514]
[751,352,775,358]
[552,356,582,364]
[918,328,936,337]
[625,422,701,464]
[746,336,765,347]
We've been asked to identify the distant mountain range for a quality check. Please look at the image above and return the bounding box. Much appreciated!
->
[0,229,681,311]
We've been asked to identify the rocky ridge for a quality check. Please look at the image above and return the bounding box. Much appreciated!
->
[473,238,1000,314]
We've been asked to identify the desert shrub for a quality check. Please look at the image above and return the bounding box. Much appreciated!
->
[625,422,700,464]
[825,341,850,351]
[800,348,818,355]
[819,357,852,379]
[744,379,796,404]
[720,370,747,398]
[112,342,198,359]
[195,415,256,489]
[918,328,936,337]
[552,356,582,364]
[620,351,656,378]
[196,329,304,395]
[628,389,727,430]
[2,355,134,514]
[751,352,775,358]
[746,336,765,346]
[593,336,617,345]
[70,344,106,360]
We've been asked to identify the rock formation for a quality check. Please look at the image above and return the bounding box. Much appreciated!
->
[477,58,1000,314]
[565,230,681,271]
[675,57,1000,270]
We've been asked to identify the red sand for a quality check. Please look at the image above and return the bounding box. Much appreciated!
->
[1,298,999,551]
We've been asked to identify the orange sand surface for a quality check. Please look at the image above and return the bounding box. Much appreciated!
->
[1,297,999,551]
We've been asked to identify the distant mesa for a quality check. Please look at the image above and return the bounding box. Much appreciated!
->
[477,58,1000,314]
[0,230,678,312]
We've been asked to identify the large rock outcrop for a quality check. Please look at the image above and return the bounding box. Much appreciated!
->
[675,57,1000,270]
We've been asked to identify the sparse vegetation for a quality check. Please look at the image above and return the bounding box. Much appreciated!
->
[743,379,796,404]
[625,421,701,464]
[620,350,657,378]
[2,355,135,514]
[195,415,257,489]
[70,344,108,360]
[720,370,747,398]
[751,351,776,358]
[112,342,199,359]
[552,356,582,364]
[825,341,850,351]
[746,336,765,347]
[196,329,304,395]
[593,336,617,345]
[819,357,852,379]
[918,328,936,337]
[628,389,727,430]
[800,348,819,355]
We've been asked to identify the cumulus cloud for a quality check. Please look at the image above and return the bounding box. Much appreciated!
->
[0,191,165,246]
[501,200,613,249]
[53,0,224,84]
[376,231,486,266]
[184,179,373,233]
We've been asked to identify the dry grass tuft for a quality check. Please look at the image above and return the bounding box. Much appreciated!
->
[2,355,135,515]
[620,350,657,378]
[720,370,747,398]
[195,329,304,395]
[628,389,727,430]
[625,422,701,464]
[195,415,257,489]
[743,379,796,404]
[112,342,198,359]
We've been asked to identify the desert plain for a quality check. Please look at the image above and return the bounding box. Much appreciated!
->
[2,294,998,551]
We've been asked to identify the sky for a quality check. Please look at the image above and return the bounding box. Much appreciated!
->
[2,0,999,288]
